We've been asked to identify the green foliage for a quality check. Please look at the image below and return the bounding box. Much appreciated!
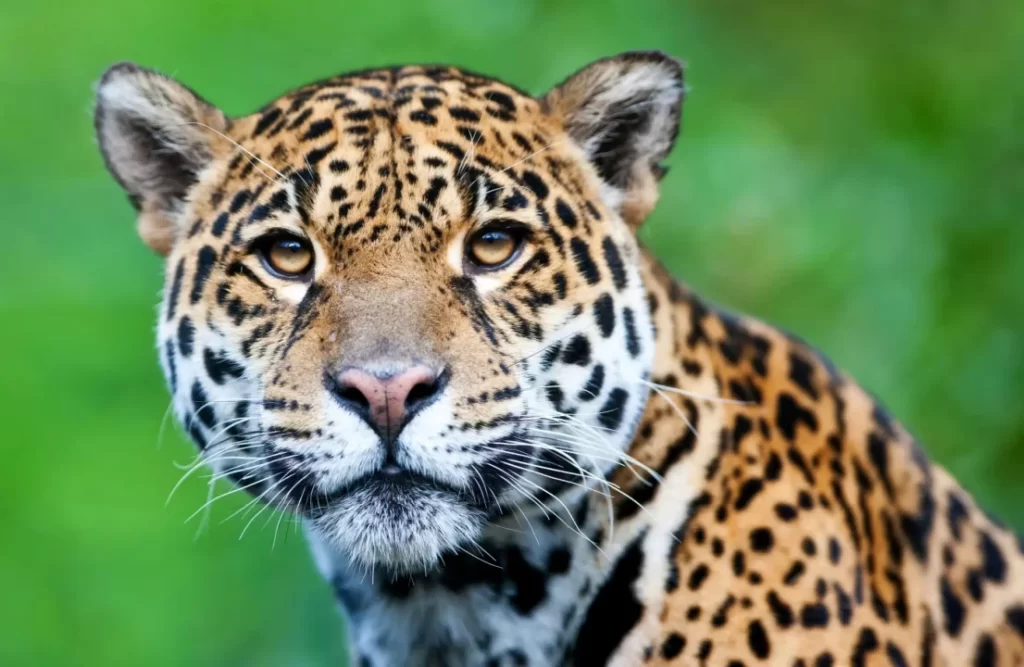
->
[1,1,1021,664]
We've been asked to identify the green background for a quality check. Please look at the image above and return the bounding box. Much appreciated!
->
[2,1,1022,665]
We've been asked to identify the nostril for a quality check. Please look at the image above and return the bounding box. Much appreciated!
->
[325,370,375,415]
[403,367,449,415]
[337,384,371,410]
[405,379,439,410]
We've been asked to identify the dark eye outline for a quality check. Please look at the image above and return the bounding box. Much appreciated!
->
[464,220,531,273]
[250,230,315,280]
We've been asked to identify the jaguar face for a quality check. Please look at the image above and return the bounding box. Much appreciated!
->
[95,53,683,572]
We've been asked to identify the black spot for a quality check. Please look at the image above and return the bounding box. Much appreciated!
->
[660,633,685,659]
[967,568,984,602]
[211,212,229,237]
[436,141,465,161]
[885,642,908,667]
[554,199,578,228]
[788,351,819,400]
[921,607,936,666]
[734,478,765,511]
[947,492,969,541]
[766,591,794,628]
[834,583,852,625]
[900,447,936,563]
[545,382,566,411]
[572,532,646,666]
[449,106,481,122]
[164,339,177,394]
[784,561,806,585]
[547,547,571,574]
[688,564,709,591]
[190,381,215,429]
[594,293,616,337]
[732,551,746,576]
[540,342,563,372]
[561,335,591,366]
[814,654,834,667]
[622,308,641,357]
[203,348,245,385]
[710,595,735,626]
[776,392,819,440]
[570,238,601,285]
[598,388,629,431]
[177,316,195,357]
[484,90,516,111]
[979,531,1006,583]
[409,110,437,125]
[366,182,387,218]
[504,547,547,615]
[775,503,798,521]
[800,603,829,628]
[600,237,628,291]
[1007,605,1024,638]
[229,190,250,213]
[750,528,774,552]
[253,107,282,136]
[974,635,996,667]
[502,190,528,211]
[166,260,185,321]
[799,491,815,510]
[301,118,333,141]
[187,421,207,450]
[424,176,447,206]
[521,171,549,199]
[190,246,217,304]
[553,273,567,299]
[579,364,605,401]
[851,627,879,667]
[829,538,842,564]
[867,433,895,499]
[748,619,770,658]
[940,576,965,636]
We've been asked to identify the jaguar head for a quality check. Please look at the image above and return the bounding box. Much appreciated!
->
[94,52,683,572]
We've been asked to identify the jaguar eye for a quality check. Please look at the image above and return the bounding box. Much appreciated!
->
[257,234,314,278]
[465,224,526,270]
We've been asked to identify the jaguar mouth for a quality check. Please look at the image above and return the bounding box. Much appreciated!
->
[263,454,473,517]
[316,466,471,514]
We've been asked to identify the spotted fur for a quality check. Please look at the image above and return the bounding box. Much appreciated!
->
[95,52,1024,666]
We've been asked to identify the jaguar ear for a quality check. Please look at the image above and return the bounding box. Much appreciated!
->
[544,51,684,228]
[94,62,229,255]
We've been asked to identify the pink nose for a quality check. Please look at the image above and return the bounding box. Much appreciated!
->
[330,365,444,440]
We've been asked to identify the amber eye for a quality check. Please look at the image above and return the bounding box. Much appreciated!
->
[465,224,526,270]
[257,234,314,278]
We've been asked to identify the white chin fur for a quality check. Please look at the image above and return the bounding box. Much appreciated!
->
[310,484,484,573]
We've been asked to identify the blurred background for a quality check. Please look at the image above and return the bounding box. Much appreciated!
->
[1,0,1022,665]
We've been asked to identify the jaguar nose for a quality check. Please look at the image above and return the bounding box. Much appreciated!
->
[327,365,447,441]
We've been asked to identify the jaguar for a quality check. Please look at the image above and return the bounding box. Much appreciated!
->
[94,51,1024,665]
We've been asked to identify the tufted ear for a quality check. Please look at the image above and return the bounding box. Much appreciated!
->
[94,62,229,255]
[544,51,684,228]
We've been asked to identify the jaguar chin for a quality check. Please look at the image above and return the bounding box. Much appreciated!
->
[305,469,488,573]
